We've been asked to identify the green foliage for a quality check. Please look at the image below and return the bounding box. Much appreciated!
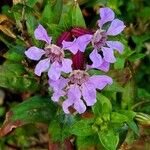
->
[92,93,112,115]
[0,63,38,91]
[41,0,63,25]
[11,95,56,124]
[121,80,136,109]
[70,118,95,137]
[98,128,119,150]
[70,2,86,27]
[0,0,150,149]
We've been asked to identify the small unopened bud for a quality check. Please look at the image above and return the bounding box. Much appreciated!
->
[100,123,108,131]
[92,124,99,132]
[103,114,110,122]
[95,117,103,125]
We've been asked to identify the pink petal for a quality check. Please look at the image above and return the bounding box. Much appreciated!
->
[34,24,52,44]
[102,47,116,63]
[25,46,45,60]
[106,41,124,53]
[107,19,126,36]
[89,49,103,68]
[61,58,72,73]
[34,58,50,76]
[98,7,115,28]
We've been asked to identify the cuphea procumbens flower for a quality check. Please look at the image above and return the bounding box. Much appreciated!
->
[24,7,126,114]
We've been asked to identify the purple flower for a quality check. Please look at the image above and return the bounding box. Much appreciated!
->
[25,24,72,80]
[49,70,112,114]
[62,7,125,72]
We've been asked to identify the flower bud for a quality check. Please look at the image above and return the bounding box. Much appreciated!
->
[56,31,72,47]
[71,27,93,37]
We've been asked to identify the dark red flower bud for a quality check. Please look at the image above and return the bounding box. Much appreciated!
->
[56,31,72,47]
[72,51,85,70]
[71,27,93,37]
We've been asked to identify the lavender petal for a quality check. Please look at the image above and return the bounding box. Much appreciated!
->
[89,49,103,68]
[74,100,86,114]
[97,60,110,72]
[98,7,115,28]
[90,75,113,90]
[48,61,61,81]
[34,24,52,44]
[61,58,72,73]
[102,47,116,63]
[106,19,126,36]
[25,46,45,60]
[62,39,78,54]
[106,41,124,53]
[34,58,50,76]
[81,82,97,106]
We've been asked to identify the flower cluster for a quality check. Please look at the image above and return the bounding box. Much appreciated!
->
[25,7,125,114]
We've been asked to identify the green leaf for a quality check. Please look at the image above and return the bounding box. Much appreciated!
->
[111,112,129,124]
[132,34,150,52]
[26,0,39,7]
[98,128,119,150]
[105,81,124,92]
[4,45,25,62]
[128,53,146,62]
[11,96,56,123]
[70,119,94,136]
[0,96,56,137]
[58,1,86,30]
[85,0,107,7]
[0,63,38,91]
[121,80,136,109]
[114,57,125,69]
[137,88,150,99]
[127,121,139,136]
[26,15,38,36]
[41,0,63,25]
[77,135,99,149]
[92,93,112,115]
[138,7,150,21]
[47,23,64,43]
[70,2,86,27]
[119,110,139,136]
[49,120,62,141]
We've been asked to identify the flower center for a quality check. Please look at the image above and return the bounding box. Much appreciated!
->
[69,70,89,85]
[92,29,107,49]
[45,44,64,63]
